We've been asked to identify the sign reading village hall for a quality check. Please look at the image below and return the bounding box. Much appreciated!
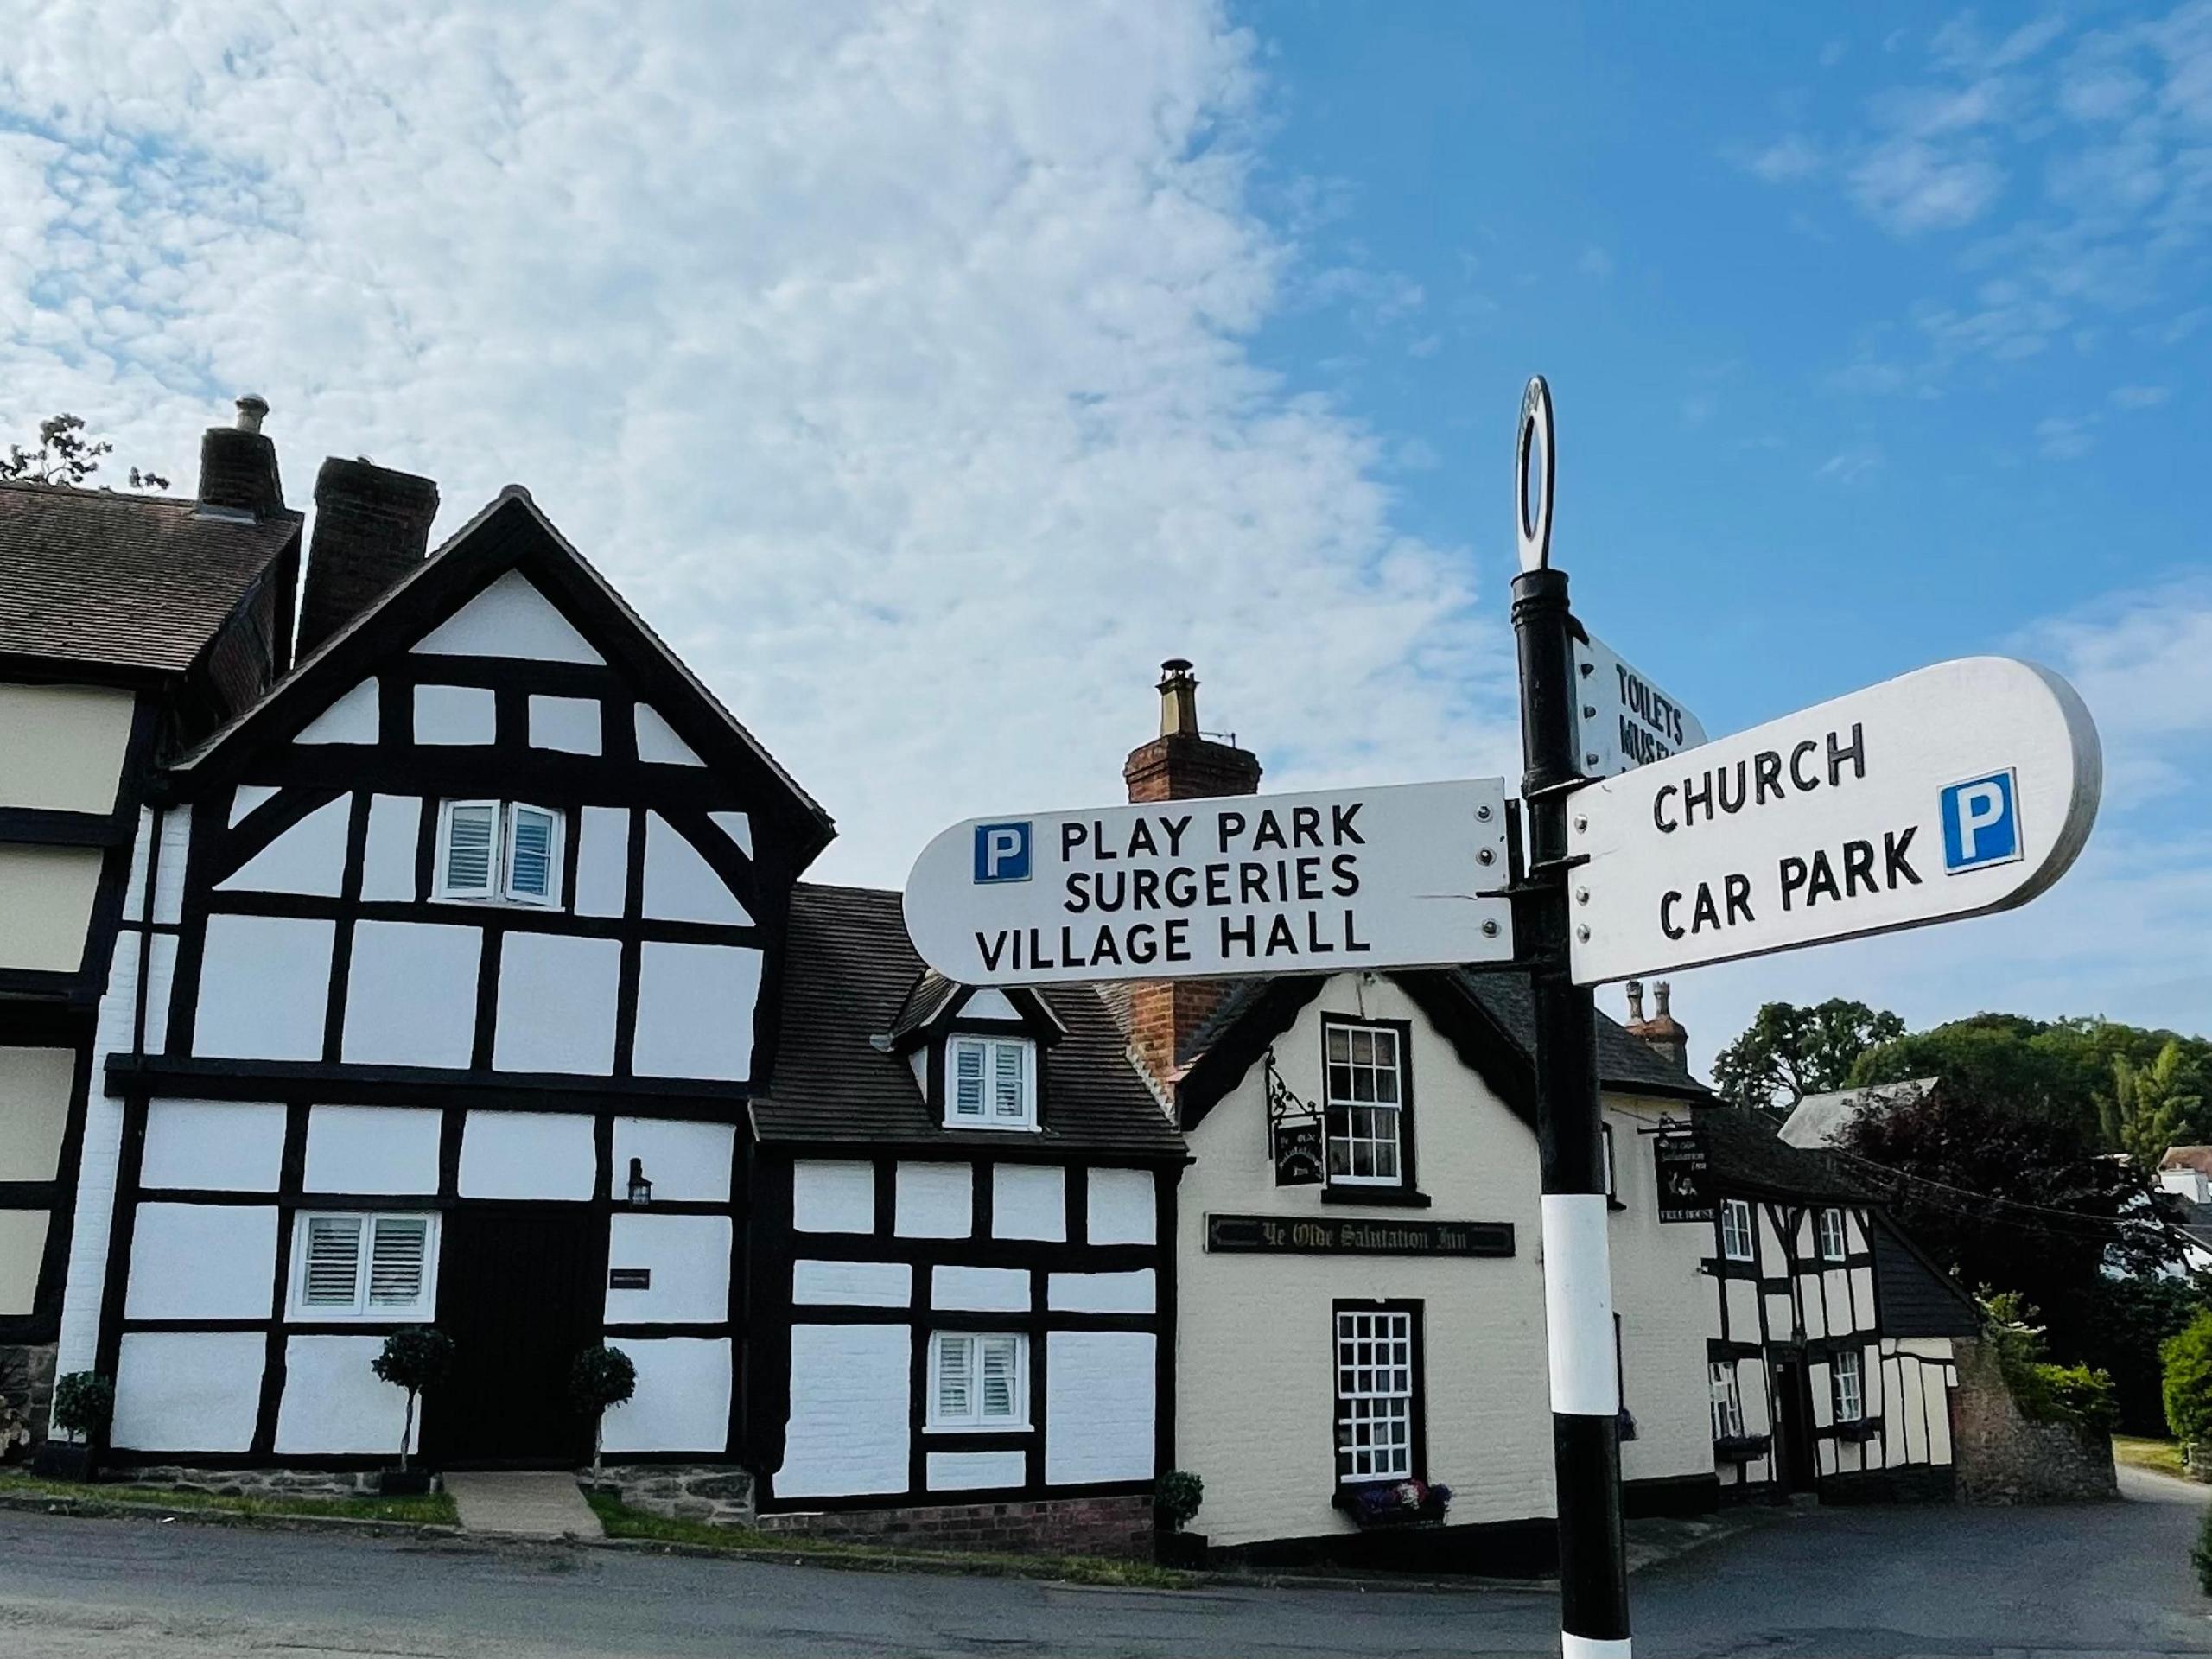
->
[1567,656,2102,986]
[904,779,1514,988]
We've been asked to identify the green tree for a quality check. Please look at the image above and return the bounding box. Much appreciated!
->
[1710,999,1905,1118]
[2163,1311,2212,1452]
[2102,1043,2205,1171]
[0,413,168,490]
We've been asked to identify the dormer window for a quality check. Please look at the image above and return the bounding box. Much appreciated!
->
[435,799,563,906]
[947,1035,1035,1130]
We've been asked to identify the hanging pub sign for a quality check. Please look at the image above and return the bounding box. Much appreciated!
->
[1205,1213,1515,1258]
[1265,1051,1324,1185]
[1654,1134,1711,1224]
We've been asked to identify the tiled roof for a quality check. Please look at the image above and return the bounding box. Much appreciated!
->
[2162,1146,2212,1175]
[0,482,299,674]
[1694,1103,1872,1202]
[753,883,1185,1160]
[1779,1078,1936,1148]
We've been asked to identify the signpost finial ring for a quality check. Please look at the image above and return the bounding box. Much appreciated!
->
[1516,374,1555,574]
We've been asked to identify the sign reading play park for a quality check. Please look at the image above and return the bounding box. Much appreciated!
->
[1574,630,1708,776]
[1567,657,2101,985]
[905,779,1514,988]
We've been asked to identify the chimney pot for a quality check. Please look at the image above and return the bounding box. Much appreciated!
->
[234,394,270,434]
[196,397,284,521]
[296,456,442,658]
[1158,658,1200,738]
[1625,979,1646,1022]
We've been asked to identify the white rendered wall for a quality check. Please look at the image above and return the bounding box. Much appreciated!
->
[778,1324,909,1497]
[113,1332,266,1452]
[142,932,177,1053]
[0,682,133,813]
[643,815,750,925]
[342,920,480,1069]
[573,806,629,918]
[457,1111,595,1199]
[634,704,702,766]
[895,1163,971,1238]
[927,1451,1025,1491]
[124,1204,277,1319]
[275,1335,417,1455]
[0,1211,49,1313]
[141,1100,286,1192]
[631,943,760,1079]
[215,796,349,896]
[932,1266,1027,1312]
[992,1164,1065,1241]
[1085,1170,1155,1245]
[54,922,144,1377]
[792,1160,874,1233]
[793,1260,912,1306]
[530,696,601,754]
[412,683,496,746]
[413,570,603,664]
[493,931,620,1074]
[0,845,101,972]
[360,795,418,902]
[194,914,334,1061]
[230,785,278,826]
[304,1105,442,1195]
[1045,1331,1154,1484]
[612,1119,733,1204]
[605,1213,730,1323]
[296,679,378,744]
[598,1338,730,1454]
[1047,1269,1154,1314]
[0,1046,75,1181]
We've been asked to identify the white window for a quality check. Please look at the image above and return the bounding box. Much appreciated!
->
[291,1211,438,1320]
[1325,1023,1405,1185]
[928,1332,1027,1429]
[1831,1349,1864,1423]
[1335,1306,1416,1482]
[1709,1361,1745,1439]
[946,1037,1035,1129]
[1720,1198,1755,1262]
[1817,1206,1849,1262]
[435,799,563,906]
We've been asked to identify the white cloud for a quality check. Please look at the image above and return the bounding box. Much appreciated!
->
[2034,412,2098,458]
[1815,444,1882,484]
[1745,134,1823,182]
[2110,382,2171,407]
[0,0,1522,887]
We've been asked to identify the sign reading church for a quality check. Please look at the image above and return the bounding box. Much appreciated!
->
[904,779,1514,987]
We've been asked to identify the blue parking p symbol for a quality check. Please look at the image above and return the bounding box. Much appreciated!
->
[974,822,1033,883]
[1941,771,2019,874]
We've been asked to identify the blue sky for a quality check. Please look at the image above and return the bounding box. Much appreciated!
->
[2,2,2205,1070]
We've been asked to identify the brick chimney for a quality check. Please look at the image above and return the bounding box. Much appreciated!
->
[1624,978,1689,1072]
[1122,660,1262,1092]
[194,395,284,520]
[296,456,442,657]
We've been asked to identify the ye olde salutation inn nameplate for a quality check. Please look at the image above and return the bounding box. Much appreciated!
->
[1205,1213,1515,1258]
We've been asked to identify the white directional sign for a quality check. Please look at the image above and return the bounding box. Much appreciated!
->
[905,779,1515,988]
[1567,657,2101,985]
[1574,630,1707,776]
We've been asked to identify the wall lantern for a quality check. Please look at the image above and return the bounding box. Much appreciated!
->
[626,1157,652,1207]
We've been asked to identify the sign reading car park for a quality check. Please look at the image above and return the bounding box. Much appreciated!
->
[1574,629,1708,776]
[1567,656,2102,986]
[905,779,1514,988]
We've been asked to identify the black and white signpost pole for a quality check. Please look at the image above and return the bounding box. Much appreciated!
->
[1510,377,1630,1657]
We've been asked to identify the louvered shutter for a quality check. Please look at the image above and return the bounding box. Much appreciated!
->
[367,1217,429,1310]
[442,803,498,895]
[505,804,557,901]
[302,1216,364,1310]
[952,1042,985,1120]
[936,1335,973,1421]
[980,1336,1020,1421]
[990,1041,1025,1119]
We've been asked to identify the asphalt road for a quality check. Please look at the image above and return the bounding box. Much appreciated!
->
[0,1468,2204,1657]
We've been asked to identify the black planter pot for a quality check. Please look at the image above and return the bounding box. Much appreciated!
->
[378,1468,434,1496]
[1155,1529,1209,1568]
[32,1441,94,1483]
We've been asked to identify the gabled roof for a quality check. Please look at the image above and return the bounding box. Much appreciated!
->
[1694,1103,1872,1203]
[0,481,300,677]
[753,884,1184,1160]
[1779,1078,1936,1149]
[164,487,833,863]
[882,969,1065,1052]
[1866,1210,1982,1338]
[2162,1146,2212,1176]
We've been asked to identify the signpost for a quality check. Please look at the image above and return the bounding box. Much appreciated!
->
[903,779,1514,988]
[1567,657,2101,986]
[1573,630,1707,777]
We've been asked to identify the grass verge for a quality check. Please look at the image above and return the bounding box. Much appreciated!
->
[2113,1435,2190,1480]
[584,1494,1192,1589]
[0,1471,458,1526]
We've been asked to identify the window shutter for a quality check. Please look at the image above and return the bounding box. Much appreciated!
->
[990,1042,1024,1119]
[368,1217,429,1308]
[981,1337,1019,1420]
[953,1044,985,1119]
[505,805,556,900]
[302,1216,364,1309]
[937,1336,973,1420]
[443,804,497,894]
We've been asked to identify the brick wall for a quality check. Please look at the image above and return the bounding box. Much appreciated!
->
[1952,1336,2119,1503]
[757,1493,1154,1559]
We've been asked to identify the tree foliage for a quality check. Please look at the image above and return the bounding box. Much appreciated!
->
[2102,1044,2205,1172]
[372,1328,455,1471]
[0,413,168,491]
[1709,999,1905,1117]
[2163,1311,2212,1450]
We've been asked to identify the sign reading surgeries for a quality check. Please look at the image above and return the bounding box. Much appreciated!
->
[1574,630,1709,776]
[1567,657,2102,986]
[904,779,1514,987]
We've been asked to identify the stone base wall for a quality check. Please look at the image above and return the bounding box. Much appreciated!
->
[0,1342,58,1456]
[758,1493,1154,1559]
[592,1464,755,1528]
[110,1465,397,1499]
[1953,1337,2119,1504]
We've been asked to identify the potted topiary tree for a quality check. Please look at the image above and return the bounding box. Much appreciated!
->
[35,1372,113,1483]
[371,1329,455,1495]
[570,1343,636,1485]
[1154,1469,1206,1567]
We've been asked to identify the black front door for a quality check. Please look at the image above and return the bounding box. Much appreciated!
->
[427,1205,607,1468]
[1770,1357,1817,1493]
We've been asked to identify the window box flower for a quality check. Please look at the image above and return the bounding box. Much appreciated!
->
[1333,1478,1452,1529]
[1712,1433,1770,1465]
